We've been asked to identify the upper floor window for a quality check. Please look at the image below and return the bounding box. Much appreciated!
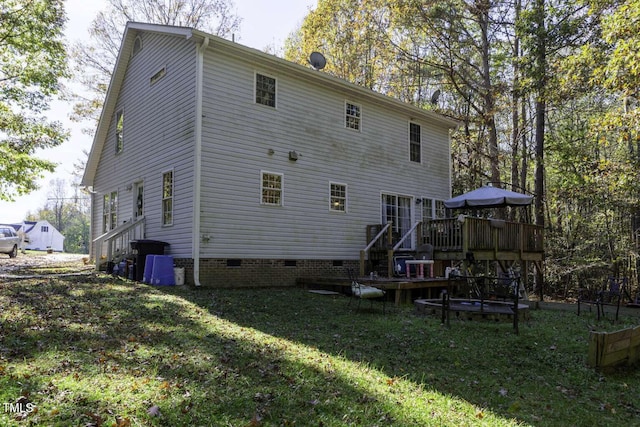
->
[132,36,142,57]
[330,182,347,212]
[255,73,276,107]
[41,225,49,233]
[115,110,124,154]
[261,171,283,206]
[150,67,166,85]
[162,171,174,226]
[409,122,421,163]
[345,102,361,131]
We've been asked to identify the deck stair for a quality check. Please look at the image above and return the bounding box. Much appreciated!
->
[93,216,146,271]
[361,216,544,287]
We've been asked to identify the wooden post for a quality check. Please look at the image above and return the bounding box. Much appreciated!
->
[387,249,394,279]
[462,219,469,256]
[359,250,366,277]
[386,222,393,278]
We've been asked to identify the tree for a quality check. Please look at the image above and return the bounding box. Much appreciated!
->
[284,0,398,93]
[0,0,69,200]
[70,0,242,125]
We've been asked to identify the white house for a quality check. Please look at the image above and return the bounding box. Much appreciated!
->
[13,220,65,252]
[81,22,458,286]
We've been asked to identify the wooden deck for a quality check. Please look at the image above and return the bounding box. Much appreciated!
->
[297,276,452,306]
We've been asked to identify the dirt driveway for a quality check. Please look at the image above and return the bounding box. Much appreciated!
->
[0,252,89,274]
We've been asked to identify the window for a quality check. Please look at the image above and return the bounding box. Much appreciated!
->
[102,191,118,233]
[255,73,276,107]
[132,36,142,57]
[345,102,361,130]
[261,171,283,206]
[134,183,144,219]
[150,67,166,85]
[41,225,49,233]
[330,182,347,212]
[162,171,173,226]
[410,122,421,163]
[422,198,447,221]
[115,110,124,153]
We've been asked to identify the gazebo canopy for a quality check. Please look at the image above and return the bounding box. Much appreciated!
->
[444,186,533,209]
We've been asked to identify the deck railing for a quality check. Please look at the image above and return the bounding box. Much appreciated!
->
[424,216,543,255]
[93,216,146,270]
[360,222,392,276]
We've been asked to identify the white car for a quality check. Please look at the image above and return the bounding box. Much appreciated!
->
[0,225,20,258]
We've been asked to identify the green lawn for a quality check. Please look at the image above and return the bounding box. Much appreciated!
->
[0,269,639,426]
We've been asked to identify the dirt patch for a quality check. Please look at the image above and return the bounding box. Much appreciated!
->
[0,252,89,274]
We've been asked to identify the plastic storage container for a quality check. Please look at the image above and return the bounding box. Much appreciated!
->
[151,255,175,286]
[130,240,169,282]
[143,255,157,284]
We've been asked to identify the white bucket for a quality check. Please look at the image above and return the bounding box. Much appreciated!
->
[174,267,185,285]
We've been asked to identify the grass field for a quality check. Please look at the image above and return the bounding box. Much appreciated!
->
[1,262,639,426]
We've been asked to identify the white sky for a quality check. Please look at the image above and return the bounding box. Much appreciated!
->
[0,0,316,223]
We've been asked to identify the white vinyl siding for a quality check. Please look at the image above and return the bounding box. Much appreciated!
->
[91,32,196,256]
[90,30,454,261]
[198,46,452,260]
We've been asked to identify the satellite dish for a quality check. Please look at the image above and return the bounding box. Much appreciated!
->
[430,89,441,105]
[309,52,327,70]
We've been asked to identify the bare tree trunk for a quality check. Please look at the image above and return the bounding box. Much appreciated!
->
[478,1,501,186]
[533,0,546,300]
[510,0,522,223]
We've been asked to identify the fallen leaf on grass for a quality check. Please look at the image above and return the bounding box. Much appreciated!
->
[114,416,131,427]
[84,411,104,427]
[246,413,262,427]
[147,405,162,417]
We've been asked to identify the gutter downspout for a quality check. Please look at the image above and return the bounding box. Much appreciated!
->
[193,36,209,287]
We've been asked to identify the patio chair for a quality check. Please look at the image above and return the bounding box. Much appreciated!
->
[578,276,626,321]
[347,268,386,313]
[416,243,433,260]
[392,255,415,277]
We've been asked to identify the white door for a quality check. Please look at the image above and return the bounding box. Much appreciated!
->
[381,194,413,249]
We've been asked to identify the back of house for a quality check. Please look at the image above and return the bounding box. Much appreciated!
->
[82,22,457,286]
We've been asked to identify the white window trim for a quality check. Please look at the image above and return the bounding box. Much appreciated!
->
[254,71,277,109]
[162,169,174,227]
[421,197,447,220]
[115,109,124,154]
[150,66,167,86]
[381,191,416,250]
[329,181,348,213]
[409,121,422,163]
[345,101,362,131]
[260,170,284,206]
[133,180,144,219]
[103,190,118,233]
[131,35,143,57]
